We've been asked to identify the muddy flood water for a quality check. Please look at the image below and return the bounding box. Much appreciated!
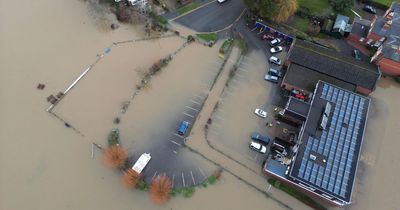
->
[1,0,400,210]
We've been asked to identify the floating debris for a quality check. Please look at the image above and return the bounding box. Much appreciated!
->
[56,91,64,99]
[113,117,121,124]
[37,83,45,90]
[47,95,58,104]
[108,129,120,147]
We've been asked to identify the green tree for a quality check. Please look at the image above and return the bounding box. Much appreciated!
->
[332,0,354,12]
[244,0,298,23]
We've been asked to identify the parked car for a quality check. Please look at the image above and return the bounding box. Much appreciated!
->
[265,74,279,83]
[363,5,377,14]
[262,34,274,40]
[270,38,282,47]
[270,46,283,54]
[269,56,282,65]
[251,132,271,145]
[178,121,189,136]
[353,49,361,60]
[254,108,267,118]
[249,141,267,154]
[268,68,283,77]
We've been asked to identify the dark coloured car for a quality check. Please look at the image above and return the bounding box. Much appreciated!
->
[353,49,361,60]
[251,132,271,145]
[363,5,377,14]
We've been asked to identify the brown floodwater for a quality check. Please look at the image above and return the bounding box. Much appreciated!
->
[1,0,400,210]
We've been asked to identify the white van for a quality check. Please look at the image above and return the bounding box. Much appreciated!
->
[132,153,151,174]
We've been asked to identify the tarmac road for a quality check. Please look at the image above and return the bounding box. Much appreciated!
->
[174,0,246,32]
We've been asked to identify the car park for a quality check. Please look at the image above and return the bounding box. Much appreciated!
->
[353,49,361,60]
[269,56,281,65]
[363,5,377,14]
[268,68,283,77]
[249,141,267,154]
[254,108,267,118]
[264,74,279,83]
[178,121,189,136]
[270,38,281,47]
[251,132,271,145]
[270,46,283,54]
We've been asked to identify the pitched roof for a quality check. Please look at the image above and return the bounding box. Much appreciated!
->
[371,2,400,38]
[287,40,380,91]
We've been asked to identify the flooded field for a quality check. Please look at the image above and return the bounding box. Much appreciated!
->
[1,0,400,210]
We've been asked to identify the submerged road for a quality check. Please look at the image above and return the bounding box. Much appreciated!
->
[174,0,246,33]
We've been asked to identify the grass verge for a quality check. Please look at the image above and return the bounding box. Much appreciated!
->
[155,15,168,25]
[196,33,218,42]
[372,0,392,7]
[178,2,199,15]
[268,179,327,210]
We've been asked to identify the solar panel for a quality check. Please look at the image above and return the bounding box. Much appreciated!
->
[290,82,369,202]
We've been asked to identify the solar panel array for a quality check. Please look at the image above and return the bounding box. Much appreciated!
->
[294,83,367,200]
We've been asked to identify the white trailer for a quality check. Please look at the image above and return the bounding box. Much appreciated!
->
[132,153,151,174]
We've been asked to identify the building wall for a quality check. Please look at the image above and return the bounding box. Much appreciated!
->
[347,33,362,43]
[356,86,373,95]
[377,57,400,75]
[367,32,382,42]
[264,170,342,207]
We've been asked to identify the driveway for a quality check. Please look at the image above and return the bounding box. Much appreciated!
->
[174,0,246,32]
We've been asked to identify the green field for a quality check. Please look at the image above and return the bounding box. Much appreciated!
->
[372,0,393,6]
[292,16,309,33]
[298,0,330,15]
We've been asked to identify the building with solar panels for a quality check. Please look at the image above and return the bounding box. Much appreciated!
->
[264,80,370,206]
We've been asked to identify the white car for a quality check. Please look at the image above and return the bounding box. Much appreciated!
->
[254,108,267,118]
[217,0,228,3]
[269,56,282,65]
[270,38,282,46]
[270,46,283,54]
[249,141,267,154]
[265,74,279,83]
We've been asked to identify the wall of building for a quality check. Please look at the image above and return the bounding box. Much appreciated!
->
[377,57,400,75]
[356,86,373,95]
[264,170,342,207]
[367,32,382,42]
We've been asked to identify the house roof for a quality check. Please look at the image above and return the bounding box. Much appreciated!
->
[289,81,370,204]
[333,15,350,35]
[381,34,400,62]
[370,2,400,38]
[351,17,371,38]
[284,63,357,92]
[287,40,380,91]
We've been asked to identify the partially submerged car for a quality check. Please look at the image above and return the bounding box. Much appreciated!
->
[270,38,282,47]
[178,121,189,136]
[254,108,267,118]
[249,141,267,154]
[264,74,279,83]
[251,132,271,145]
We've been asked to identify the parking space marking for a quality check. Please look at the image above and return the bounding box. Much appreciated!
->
[185,106,199,112]
[198,167,206,179]
[182,172,186,187]
[152,171,158,180]
[238,66,249,72]
[172,133,184,138]
[183,112,194,118]
[190,171,196,185]
[190,99,201,105]
[243,56,255,62]
[241,61,251,67]
[172,174,175,188]
[231,78,241,84]
[251,27,257,32]
[173,150,178,154]
[192,94,204,100]
[170,140,182,147]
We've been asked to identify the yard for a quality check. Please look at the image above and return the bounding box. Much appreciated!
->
[372,0,393,7]
[298,0,330,15]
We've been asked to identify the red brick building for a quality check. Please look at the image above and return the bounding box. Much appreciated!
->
[349,2,400,75]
